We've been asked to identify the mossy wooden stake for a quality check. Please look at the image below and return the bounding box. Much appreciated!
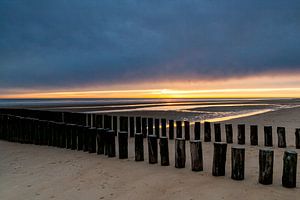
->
[212,142,227,176]
[231,146,245,180]
[159,136,170,166]
[277,127,286,148]
[282,150,297,188]
[264,126,273,147]
[118,131,128,159]
[259,148,274,185]
[148,135,158,164]
[238,124,245,145]
[175,138,186,168]
[204,122,211,142]
[135,133,144,161]
[214,123,221,142]
[190,140,203,171]
[250,125,258,146]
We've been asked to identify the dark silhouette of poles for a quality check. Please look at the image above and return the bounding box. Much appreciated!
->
[194,122,201,140]
[148,135,158,164]
[296,128,300,149]
[264,126,273,147]
[135,133,144,161]
[175,138,186,168]
[225,124,233,143]
[96,128,105,154]
[161,119,167,137]
[155,118,160,138]
[204,122,211,142]
[212,142,227,176]
[159,136,169,166]
[130,117,135,138]
[169,120,174,139]
[237,124,245,145]
[88,127,97,153]
[107,130,116,157]
[184,121,190,140]
[250,125,258,145]
[135,116,141,134]
[259,148,274,185]
[176,121,182,138]
[190,140,203,171]
[142,117,147,138]
[77,125,84,151]
[148,118,153,136]
[282,150,297,188]
[231,146,245,180]
[82,126,90,152]
[113,116,118,136]
[277,127,286,148]
[120,116,128,132]
[118,131,128,159]
[214,123,221,142]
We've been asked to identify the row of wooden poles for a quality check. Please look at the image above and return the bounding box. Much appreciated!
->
[0,113,299,188]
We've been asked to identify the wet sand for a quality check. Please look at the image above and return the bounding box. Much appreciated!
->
[1,105,300,200]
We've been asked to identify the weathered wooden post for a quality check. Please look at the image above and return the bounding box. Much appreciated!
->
[169,120,174,139]
[148,118,154,136]
[130,117,135,138]
[135,133,144,161]
[136,116,141,134]
[119,116,128,132]
[237,124,245,145]
[148,135,158,164]
[214,123,221,142]
[184,121,190,140]
[107,130,116,157]
[155,118,160,138]
[113,116,118,136]
[95,114,103,128]
[296,128,300,149]
[161,119,167,137]
[259,148,274,185]
[250,125,258,146]
[231,146,245,180]
[190,140,203,171]
[159,136,169,166]
[194,122,201,140]
[176,121,182,138]
[175,138,186,168]
[82,126,89,152]
[77,125,83,151]
[88,127,97,153]
[142,117,147,138]
[96,128,104,154]
[277,127,286,148]
[204,121,211,142]
[118,131,128,159]
[264,126,273,147]
[282,150,297,188]
[104,115,112,130]
[212,142,227,176]
[103,128,109,155]
[225,124,233,143]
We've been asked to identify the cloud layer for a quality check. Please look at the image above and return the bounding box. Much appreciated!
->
[1,0,300,90]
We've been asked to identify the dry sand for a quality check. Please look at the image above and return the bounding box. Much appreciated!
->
[1,107,300,200]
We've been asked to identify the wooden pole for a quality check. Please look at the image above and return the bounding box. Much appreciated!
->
[214,123,221,142]
[113,116,118,136]
[135,116,141,134]
[237,124,245,145]
[88,127,97,153]
[118,131,128,159]
[184,121,190,140]
[194,122,201,140]
[96,128,104,154]
[190,140,203,171]
[169,120,174,140]
[120,116,128,132]
[77,125,83,151]
[277,127,286,148]
[176,121,182,138]
[250,125,258,146]
[66,124,72,149]
[231,146,245,180]
[107,130,116,157]
[296,128,300,149]
[135,133,144,161]
[155,118,160,138]
[82,126,90,152]
[212,142,227,176]
[161,118,167,137]
[225,124,233,144]
[148,135,158,164]
[282,150,297,188]
[159,136,170,166]
[264,126,273,147]
[130,117,135,138]
[259,148,274,185]
[71,124,77,150]
[175,138,186,168]
[148,118,153,136]
[204,122,211,142]
[142,117,147,138]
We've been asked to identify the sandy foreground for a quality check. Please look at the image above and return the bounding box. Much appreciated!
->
[1,107,300,200]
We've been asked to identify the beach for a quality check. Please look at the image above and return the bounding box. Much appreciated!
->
[0,101,300,200]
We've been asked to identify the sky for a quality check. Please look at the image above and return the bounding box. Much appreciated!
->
[0,0,300,98]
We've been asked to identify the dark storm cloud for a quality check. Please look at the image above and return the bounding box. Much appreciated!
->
[0,0,300,89]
